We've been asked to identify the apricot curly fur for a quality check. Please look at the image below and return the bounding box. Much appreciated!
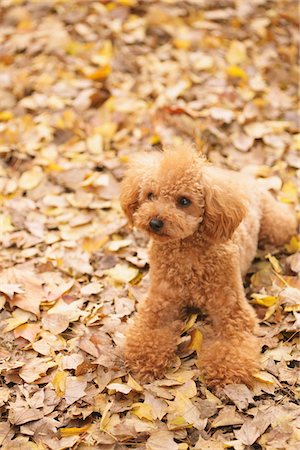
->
[120,145,297,388]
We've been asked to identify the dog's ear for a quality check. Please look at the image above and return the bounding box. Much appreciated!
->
[201,166,248,243]
[120,152,159,226]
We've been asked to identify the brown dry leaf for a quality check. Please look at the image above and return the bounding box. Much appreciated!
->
[211,406,244,428]
[3,309,32,333]
[42,313,70,335]
[65,376,87,405]
[0,268,44,316]
[9,406,44,426]
[0,421,14,446]
[167,392,206,430]
[0,283,24,298]
[146,430,178,450]
[223,384,254,410]
[19,357,57,383]
[14,323,40,342]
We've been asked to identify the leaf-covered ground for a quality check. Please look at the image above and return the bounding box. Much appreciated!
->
[0,1,299,449]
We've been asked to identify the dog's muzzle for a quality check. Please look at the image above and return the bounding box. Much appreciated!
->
[149,218,164,233]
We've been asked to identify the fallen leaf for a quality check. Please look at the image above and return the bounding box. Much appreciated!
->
[105,264,139,284]
[19,166,44,190]
[65,376,87,405]
[223,384,254,410]
[146,430,178,450]
[226,41,247,65]
[19,357,57,383]
[3,309,32,333]
[0,268,44,316]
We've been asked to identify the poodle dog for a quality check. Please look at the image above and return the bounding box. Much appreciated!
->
[120,145,297,388]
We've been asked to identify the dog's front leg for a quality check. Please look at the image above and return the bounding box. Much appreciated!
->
[124,287,184,382]
[197,265,261,388]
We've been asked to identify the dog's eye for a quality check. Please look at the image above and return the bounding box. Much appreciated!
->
[147,192,154,200]
[178,197,191,207]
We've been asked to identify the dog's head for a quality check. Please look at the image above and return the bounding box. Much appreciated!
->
[120,145,248,243]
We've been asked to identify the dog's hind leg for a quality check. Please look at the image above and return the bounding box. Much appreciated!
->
[259,191,297,246]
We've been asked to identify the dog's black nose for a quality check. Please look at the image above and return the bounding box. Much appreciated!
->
[149,218,164,232]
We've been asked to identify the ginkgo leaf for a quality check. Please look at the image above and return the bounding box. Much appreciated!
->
[131,403,154,421]
[52,371,67,397]
[0,214,14,233]
[127,374,143,392]
[0,283,24,299]
[105,264,139,284]
[226,41,247,65]
[266,254,282,273]
[20,357,57,383]
[60,425,90,436]
[188,329,203,356]
[251,294,278,307]
[226,65,248,80]
[146,430,178,450]
[253,371,276,384]
[3,309,32,333]
[0,268,44,316]
[107,382,132,394]
[19,166,44,190]
[14,323,40,342]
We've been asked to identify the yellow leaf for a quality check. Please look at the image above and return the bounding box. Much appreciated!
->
[291,133,300,151]
[82,236,109,253]
[95,122,117,139]
[226,41,247,65]
[178,444,189,450]
[226,65,248,81]
[118,0,137,5]
[127,374,143,392]
[105,264,139,284]
[167,369,194,383]
[60,425,90,436]
[177,380,197,398]
[251,294,278,307]
[149,134,161,145]
[52,371,67,397]
[266,254,282,273]
[100,401,112,430]
[279,181,298,204]
[86,133,104,155]
[14,323,40,342]
[168,415,191,429]
[131,402,153,421]
[253,371,275,384]
[45,162,63,172]
[91,40,113,66]
[188,329,203,356]
[0,213,14,232]
[87,65,111,80]
[203,388,222,405]
[3,309,31,333]
[0,111,13,121]
[284,304,300,312]
[65,40,85,56]
[285,236,300,253]
[173,38,191,50]
[182,313,198,333]
[19,166,44,191]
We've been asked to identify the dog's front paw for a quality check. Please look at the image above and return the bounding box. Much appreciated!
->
[198,334,260,389]
[125,326,178,382]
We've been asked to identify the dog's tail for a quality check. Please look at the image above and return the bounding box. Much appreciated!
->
[259,190,298,246]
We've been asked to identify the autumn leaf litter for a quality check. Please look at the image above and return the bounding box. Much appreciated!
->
[0,1,299,449]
